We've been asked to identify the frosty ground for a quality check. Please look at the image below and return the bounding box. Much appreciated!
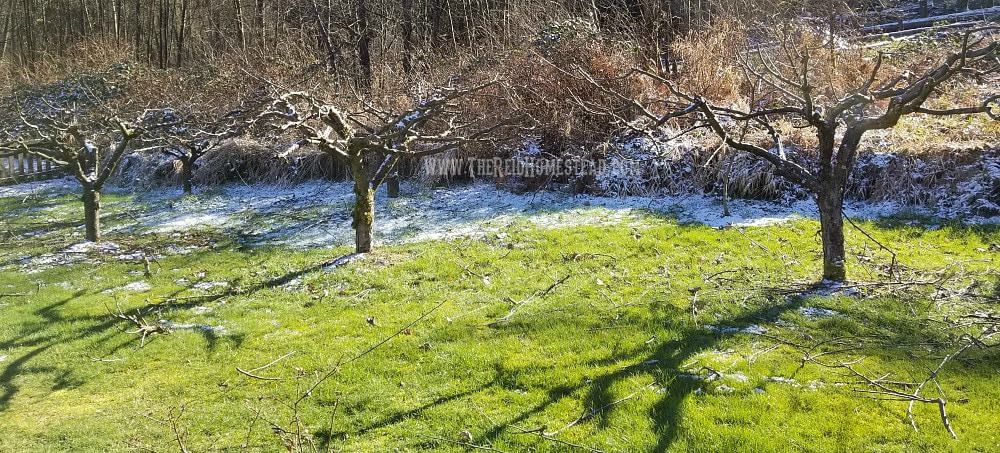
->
[0,179,998,451]
[4,176,985,251]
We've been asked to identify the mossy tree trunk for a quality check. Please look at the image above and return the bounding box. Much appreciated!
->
[817,188,846,282]
[350,155,375,253]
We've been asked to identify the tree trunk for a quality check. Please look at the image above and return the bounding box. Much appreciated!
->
[355,0,372,89]
[919,0,933,17]
[401,0,414,78]
[817,190,846,282]
[350,157,374,253]
[181,158,193,194]
[83,186,101,242]
[386,172,400,198]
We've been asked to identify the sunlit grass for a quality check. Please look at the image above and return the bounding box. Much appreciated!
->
[0,190,997,451]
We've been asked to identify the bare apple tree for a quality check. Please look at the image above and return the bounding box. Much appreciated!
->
[623,26,999,281]
[1,107,176,242]
[153,108,251,194]
[257,80,512,253]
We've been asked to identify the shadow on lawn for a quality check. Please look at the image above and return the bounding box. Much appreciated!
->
[0,252,356,412]
[338,279,969,452]
[472,290,807,452]
[308,284,813,451]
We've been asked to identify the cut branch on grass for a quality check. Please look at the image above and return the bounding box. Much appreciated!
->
[236,351,295,381]
[513,425,607,453]
[487,273,573,328]
[239,300,448,451]
[790,327,998,439]
[106,301,170,347]
[548,384,651,436]
[426,435,510,453]
[300,300,446,398]
[843,211,898,279]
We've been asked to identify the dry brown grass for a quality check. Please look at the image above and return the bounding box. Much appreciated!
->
[193,139,339,186]
[499,21,648,153]
[3,17,996,201]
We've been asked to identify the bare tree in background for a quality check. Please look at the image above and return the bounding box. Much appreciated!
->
[619,26,999,281]
[257,80,513,253]
[153,108,250,194]
[0,107,176,241]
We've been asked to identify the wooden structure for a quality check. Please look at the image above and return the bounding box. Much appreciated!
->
[0,151,65,185]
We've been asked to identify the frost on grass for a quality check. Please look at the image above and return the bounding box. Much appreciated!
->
[705,324,768,335]
[800,306,840,319]
[158,320,228,335]
[103,180,967,250]
[0,176,77,199]
[22,242,157,273]
[192,281,229,291]
[3,157,996,254]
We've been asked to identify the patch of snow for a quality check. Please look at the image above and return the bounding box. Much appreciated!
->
[282,277,303,290]
[22,241,155,273]
[323,253,364,271]
[765,376,800,387]
[676,373,704,381]
[805,280,861,297]
[159,320,228,335]
[164,245,202,255]
[191,306,213,314]
[800,307,840,319]
[518,138,543,156]
[806,380,825,390]
[706,324,768,335]
[192,281,228,291]
[0,177,77,198]
[109,281,151,293]
[5,157,995,256]
[0,355,7,362]
[124,181,845,248]
[65,241,123,254]
[726,372,749,382]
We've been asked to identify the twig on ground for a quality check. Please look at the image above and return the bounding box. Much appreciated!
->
[548,384,650,436]
[106,301,169,347]
[488,273,573,327]
[426,435,510,453]
[298,300,448,403]
[236,351,296,381]
[843,211,898,279]
[514,426,606,453]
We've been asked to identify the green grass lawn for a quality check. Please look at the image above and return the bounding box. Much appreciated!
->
[0,189,998,452]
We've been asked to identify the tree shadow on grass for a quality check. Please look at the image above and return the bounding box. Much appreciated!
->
[0,252,358,412]
[316,377,501,450]
[467,280,977,452]
[483,294,801,452]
